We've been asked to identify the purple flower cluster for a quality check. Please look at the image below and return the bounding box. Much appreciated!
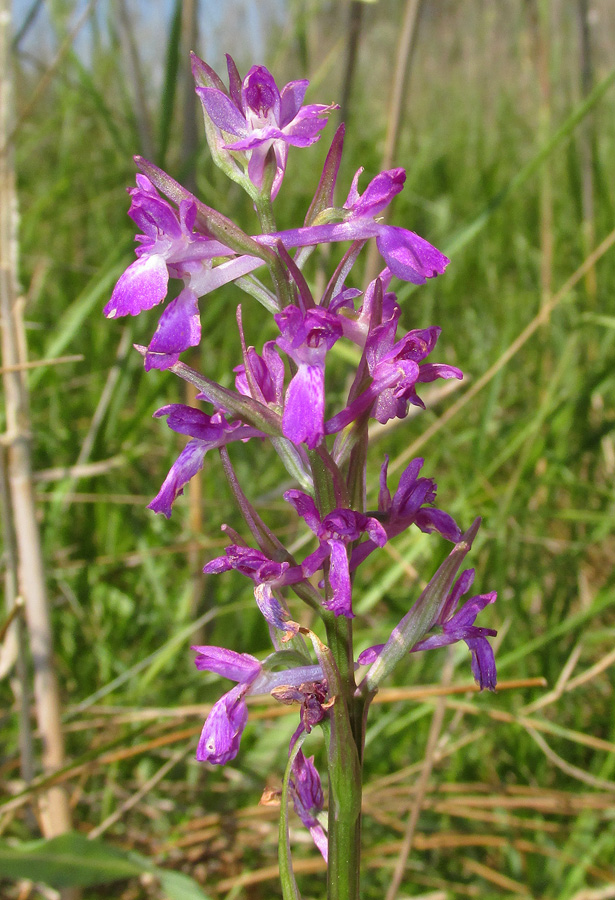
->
[193,53,336,199]
[105,52,498,864]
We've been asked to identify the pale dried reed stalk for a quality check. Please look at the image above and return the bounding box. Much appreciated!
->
[0,0,72,836]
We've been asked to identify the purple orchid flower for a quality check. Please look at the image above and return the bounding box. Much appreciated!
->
[203,545,304,632]
[351,456,462,570]
[194,645,325,764]
[193,647,262,764]
[256,168,449,285]
[365,324,464,423]
[104,175,262,370]
[330,270,399,348]
[275,305,343,449]
[284,490,387,617]
[148,405,264,518]
[324,322,463,436]
[290,749,328,860]
[195,54,336,199]
[358,568,497,691]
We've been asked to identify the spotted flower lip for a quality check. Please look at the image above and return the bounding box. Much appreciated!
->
[195,54,336,198]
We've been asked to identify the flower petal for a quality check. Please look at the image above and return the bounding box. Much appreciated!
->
[284,490,321,534]
[196,86,249,136]
[376,226,449,284]
[279,79,309,125]
[147,439,207,518]
[465,636,497,691]
[327,539,353,617]
[196,684,249,764]
[147,287,201,358]
[192,646,261,682]
[283,364,325,449]
[290,750,328,860]
[104,254,169,318]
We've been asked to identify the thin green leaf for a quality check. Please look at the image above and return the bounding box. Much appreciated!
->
[0,833,142,887]
[279,732,306,900]
[157,0,183,165]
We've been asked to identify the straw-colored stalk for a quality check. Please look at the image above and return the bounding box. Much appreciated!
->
[0,0,72,836]
[527,0,554,313]
[577,0,597,300]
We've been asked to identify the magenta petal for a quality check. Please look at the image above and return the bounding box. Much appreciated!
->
[192,646,261,682]
[300,543,329,578]
[415,508,462,543]
[418,363,464,383]
[290,750,327,860]
[104,254,169,318]
[225,54,243,108]
[279,79,309,125]
[466,637,497,691]
[327,539,353,617]
[196,684,248,764]
[196,86,248,136]
[283,365,324,449]
[148,288,200,356]
[450,591,497,630]
[147,439,207,518]
[284,490,321,534]
[346,168,406,217]
[243,65,281,120]
[144,350,180,371]
[152,404,226,440]
[202,556,233,575]
[377,227,450,284]
[357,644,385,666]
[280,111,329,146]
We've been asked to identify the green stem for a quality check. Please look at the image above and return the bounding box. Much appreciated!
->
[255,192,277,234]
[321,694,363,900]
[304,443,364,899]
[254,191,294,310]
[327,806,361,900]
[322,611,363,900]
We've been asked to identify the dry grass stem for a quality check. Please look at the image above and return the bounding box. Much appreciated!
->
[385,652,454,900]
[0,353,83,374]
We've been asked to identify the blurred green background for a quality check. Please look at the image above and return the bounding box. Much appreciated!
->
[2,1,615,898]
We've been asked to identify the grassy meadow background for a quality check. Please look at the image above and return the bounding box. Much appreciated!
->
[2,0,615,897]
